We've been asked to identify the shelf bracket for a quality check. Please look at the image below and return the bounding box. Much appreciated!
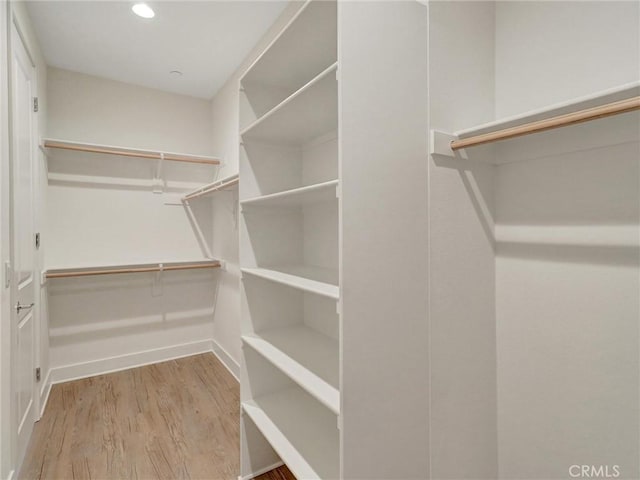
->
[152,153,165,194]
[429,130,458,158]
[38,137,50,157]
[152,263,164,296]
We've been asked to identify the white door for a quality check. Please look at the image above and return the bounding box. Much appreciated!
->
[10,24,37,467]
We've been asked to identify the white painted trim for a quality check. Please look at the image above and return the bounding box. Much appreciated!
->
[49,340,213,385]
[211,340,240,382]
[38,368,51,419]
[238,461,284,480]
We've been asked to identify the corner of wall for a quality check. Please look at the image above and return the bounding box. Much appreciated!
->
[208,1,305,370]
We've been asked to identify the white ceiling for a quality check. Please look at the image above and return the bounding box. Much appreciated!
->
[26,1,290,99]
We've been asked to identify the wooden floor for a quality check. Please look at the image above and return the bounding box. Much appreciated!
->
[19,353,294,480]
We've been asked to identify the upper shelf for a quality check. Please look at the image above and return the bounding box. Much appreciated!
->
[431,82,640,156]
[457,82,640,139]
[240,0,337,92]
[240,63,338,146]
[43,139,221,166]
[45,259,221,279]
[183,173,239,201]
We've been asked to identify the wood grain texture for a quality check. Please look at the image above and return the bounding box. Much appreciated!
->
[19,354,246,479]
[254,465,295,480]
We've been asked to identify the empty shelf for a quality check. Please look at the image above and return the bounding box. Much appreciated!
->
[43,139,220,165]
[455,82,640,144]
[241,180,338,208]
[240,63,338,146]
[45,260,221,279]
[243,325,339,414]
[241,1,337,94]
[183,173,239,200]
[241,266,339,300]
[242,387,339,480]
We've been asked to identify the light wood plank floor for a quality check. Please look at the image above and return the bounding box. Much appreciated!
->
[19,353,294,480]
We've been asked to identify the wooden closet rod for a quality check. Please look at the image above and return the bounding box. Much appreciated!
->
[451,96,640,151]
[44,140,220,165]
[45,262,221,279]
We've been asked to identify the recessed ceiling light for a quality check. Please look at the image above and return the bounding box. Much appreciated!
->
[132,3,155,19]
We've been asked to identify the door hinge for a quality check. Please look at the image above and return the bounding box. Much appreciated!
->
[33,97,38,113]
[35,367,41,382]
[35,232,40,249]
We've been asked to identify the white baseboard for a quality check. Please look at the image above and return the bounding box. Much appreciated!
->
[212,340,240,381]
[238,462,284,480]
[49,339,214,385]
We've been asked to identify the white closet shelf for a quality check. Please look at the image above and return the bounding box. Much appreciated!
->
[242,325,339,414]
[240,0,337,91]
[241,180,338,208]
[183,173,239,201]
[240,63,338,146]
[45,260,221,279]
[242,387,339,480]
[241,266,339,300]
[42,138,221,166]
[431,82,640,156]
[46,172,207,192]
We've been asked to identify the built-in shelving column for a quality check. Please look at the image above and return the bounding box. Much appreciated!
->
[238,2,340,479]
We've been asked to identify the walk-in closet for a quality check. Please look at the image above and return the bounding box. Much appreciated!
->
[0,1,638,479]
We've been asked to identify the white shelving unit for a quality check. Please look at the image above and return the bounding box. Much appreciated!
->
[239,2,432,478]
[239,1,340,479]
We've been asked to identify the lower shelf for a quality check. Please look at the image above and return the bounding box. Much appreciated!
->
[242,325,339,414]
[242,387,339,480]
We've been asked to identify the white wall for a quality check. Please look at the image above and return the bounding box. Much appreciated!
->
[47,67,213,155]
[495,1,640,117]
[208,2,303,368]
[45,68,219,382]
[493,2,640,478]
[428,2,497,478]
